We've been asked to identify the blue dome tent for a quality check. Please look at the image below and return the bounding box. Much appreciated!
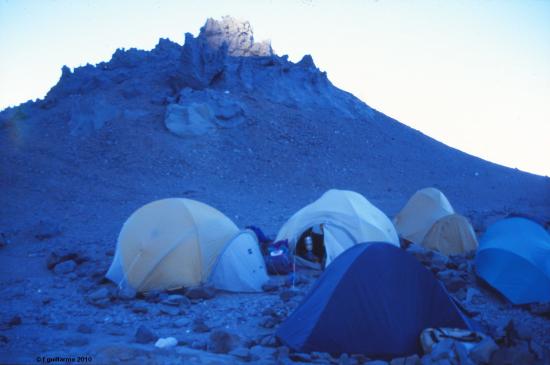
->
[475,217,550,305]
[276,243,470,359]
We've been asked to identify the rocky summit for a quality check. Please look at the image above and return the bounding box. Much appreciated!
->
[0,16,549,365]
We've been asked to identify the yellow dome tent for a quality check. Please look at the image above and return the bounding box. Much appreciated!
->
[421,214,478,255]
[394,188,454,244]
[106,198,258,292]
[275,189,399,267]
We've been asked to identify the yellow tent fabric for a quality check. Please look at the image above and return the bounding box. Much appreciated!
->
[275,189,399,266]
[106,198,239,292]
[394,188,454,244]
[421,214,478,255]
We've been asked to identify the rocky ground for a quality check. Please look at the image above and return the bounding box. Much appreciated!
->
[1,233,549,365]
[1,16,549,365]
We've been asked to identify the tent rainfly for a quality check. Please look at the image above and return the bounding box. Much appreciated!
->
[276,242,471,358]
[475,217,550,305]
[394,187,454,244]
[421,214,478,255]
[106,198,268,293]
[275,189,399,267]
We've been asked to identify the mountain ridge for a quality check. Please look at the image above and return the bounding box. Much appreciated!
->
[0,16,548,244]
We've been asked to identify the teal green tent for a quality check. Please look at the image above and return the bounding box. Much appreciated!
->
[475,218,550,305]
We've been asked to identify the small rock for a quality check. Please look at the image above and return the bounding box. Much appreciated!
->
[185,285,216,300]
[173,318,190,328]
[290,352,312,362]
[262,308,277,317]
[140,291,161,303]
[135,325,157,344]
[115,287,136,300]
[162,294,190,307]
[470,337,498,364]
[280,289,299,302]
[490,343,536,365]
[190,339,207,350]
[528,302,550,317]
[50,322,67,330]
[230,347,250,360]
[437,270,466,292]
[391,354,420,365]
[351,354,368,364]
[429,339,454,361]
[192,318,210,333]
[64,337,89,347]
[260,316,277,329]
[8,315,22,327]
[259,334,278,347]
[277,346,290,360]
[154,337,178,349]
[529,340,549,362]
[208,329,239,354]
[249,345,278,361]
[131,303,149,314]
[46,250,81,270]
[77,324,93,334]
[89,287,109,301]
[54,260,77,274]
[339,353,350,365]
[453,341,473,365]
[159,304,180,316]
[107,327,126,336]
[262,282,279,292]
[365,361,388,365]
[0,334,8,344]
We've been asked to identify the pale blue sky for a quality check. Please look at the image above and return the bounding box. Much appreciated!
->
[1,0,549,175]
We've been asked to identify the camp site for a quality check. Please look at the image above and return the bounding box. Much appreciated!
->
[1,6,550,365]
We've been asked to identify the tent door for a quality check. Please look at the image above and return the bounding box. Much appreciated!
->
[324,224,356,267]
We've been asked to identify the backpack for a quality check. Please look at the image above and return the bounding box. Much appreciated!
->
[264,239,292,275]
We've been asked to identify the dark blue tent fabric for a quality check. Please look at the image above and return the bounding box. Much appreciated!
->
[475,217,550,305]
[276,242,470,359]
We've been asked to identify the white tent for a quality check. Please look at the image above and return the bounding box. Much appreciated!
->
[393,187,455,244]
[210,230,269,292]
[275,189,399,267]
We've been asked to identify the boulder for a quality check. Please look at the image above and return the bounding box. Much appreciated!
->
[207,329,240,354]
[164,102,216,137]
[200,16,273,57]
